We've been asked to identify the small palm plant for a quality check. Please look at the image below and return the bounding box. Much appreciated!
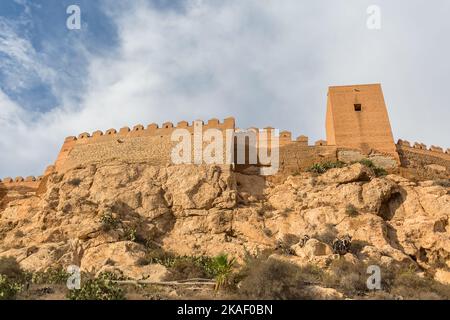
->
[211,254,235,291]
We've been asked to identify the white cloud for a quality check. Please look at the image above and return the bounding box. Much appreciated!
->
[1,0,449,177]
[0,18,55,92]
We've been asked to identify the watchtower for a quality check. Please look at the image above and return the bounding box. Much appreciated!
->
[326,84,397,155]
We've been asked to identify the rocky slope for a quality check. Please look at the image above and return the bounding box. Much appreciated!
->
[0,161,449,295]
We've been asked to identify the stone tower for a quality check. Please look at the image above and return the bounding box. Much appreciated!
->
[326,83,397,156]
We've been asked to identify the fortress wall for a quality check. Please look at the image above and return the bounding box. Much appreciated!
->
[54,118,236,172]
[277,144,400,175]
[278,143,338,173]
[54,116,314,173]
[0,176,42,208]
[56,135,176,172]
[396,140,450,178]
[0,176,42,189]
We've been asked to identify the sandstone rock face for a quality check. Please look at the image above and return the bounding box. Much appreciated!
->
[0,162,449,283]
[337,150,398,170]
[320,163,374,184]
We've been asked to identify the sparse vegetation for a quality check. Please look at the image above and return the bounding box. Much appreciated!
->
[433,179,450,188]
[0,257,24,280]
[388,268,450,300]
[67,272,126,300]
[123,227,137,242]
[275,239,295,255]
[345,204,359,217]
[210,254,235,290]
[322,259,368,295]
[67,178,82,187]
[262,227,273,237]
[165,254,235,285]
[0,274,23,300]
[0,257,26,300]
[100,212,120,231]
[166,256,213,281]
[236,255,324,299]
[357,159,388,177]
[136,247,175,267]
[307,161,346,174]
[307,159,388,177]
[31,267,70,285]
[137,249,235,290]
[14,230,24,238]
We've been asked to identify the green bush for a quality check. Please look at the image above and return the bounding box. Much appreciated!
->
[123,227,137,242]
[100,212,120,231]
[0,257,25,300]
[345,204,359,217]
[209,254,235,290]
[358,159,375,168]
[0,274,23,300]
[358,159,387,177]
[67,178,82,187]
[167,257,211,281]
[165,255,233,282]
[136,247,175,266]
[31,267,70,285]
[308,159,388,177]
[307,161,346,174]
[373,167,388,177]
[67,272,126,300]
[142,251,235,289]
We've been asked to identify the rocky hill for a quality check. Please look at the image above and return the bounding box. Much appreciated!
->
[0,161,449,299]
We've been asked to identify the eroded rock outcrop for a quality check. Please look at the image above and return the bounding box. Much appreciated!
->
[0,162,448,286]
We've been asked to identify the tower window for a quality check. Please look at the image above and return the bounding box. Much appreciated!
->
[354,104,362,111]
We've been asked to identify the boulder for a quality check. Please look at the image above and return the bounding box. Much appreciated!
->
[320,163,374,184]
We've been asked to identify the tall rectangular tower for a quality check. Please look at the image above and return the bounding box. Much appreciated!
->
[326,84,397,156]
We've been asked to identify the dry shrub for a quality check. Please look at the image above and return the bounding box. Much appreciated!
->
[237,254,326,300]
[323,259,368,295]
[389,270,450,300]
[0,257,24,280]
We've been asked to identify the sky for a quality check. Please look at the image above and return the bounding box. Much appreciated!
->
[0,0,449,177]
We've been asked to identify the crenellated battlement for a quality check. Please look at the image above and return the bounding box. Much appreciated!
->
[2,84,448,184]
[0,175,43,190]
[396,139,450,178]
[66,117,236,144]
[396,139,449,157]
